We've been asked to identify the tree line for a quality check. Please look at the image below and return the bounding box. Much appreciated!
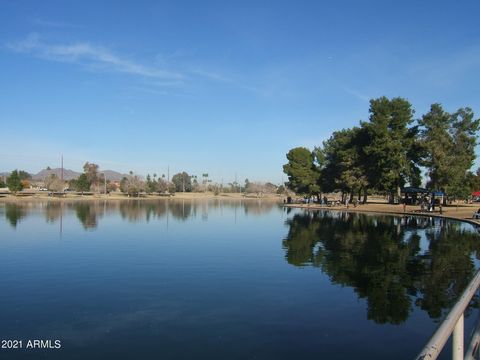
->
[1,170,31,192]
[283,96,480,203]
[69,164,195,196]
[2,163,285,197]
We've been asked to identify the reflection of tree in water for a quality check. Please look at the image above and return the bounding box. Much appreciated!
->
[119,200,168,222]
[115,199,279,223]
[283,211,480,324]
[144,201,168,222]
[74,203,100,229]
[2,199,281,229]
[169,200,193,221]
[119,201,144,223]
[4,203,27,228]
[45,202,63,223]
[118,200,198,222]
[415,220,480,318]
[243,200,278,215]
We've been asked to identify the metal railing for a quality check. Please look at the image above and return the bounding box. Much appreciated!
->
[415,269,480,360]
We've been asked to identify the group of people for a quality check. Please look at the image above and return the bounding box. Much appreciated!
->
[300,196,360,208]
[284,195,361,208]
[344,197,359,209]
[420,200,434,212]
[418,196,440,213]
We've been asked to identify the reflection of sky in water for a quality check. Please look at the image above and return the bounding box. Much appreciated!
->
[0,201,478,360]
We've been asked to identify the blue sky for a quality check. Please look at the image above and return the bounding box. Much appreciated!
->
[1,1,480,184]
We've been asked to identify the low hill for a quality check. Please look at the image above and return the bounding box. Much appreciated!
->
[102,170,129,181]
[32,168,81,181]
[31,168,128,181]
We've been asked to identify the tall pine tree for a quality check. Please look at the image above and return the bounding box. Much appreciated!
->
[363,97,420,203]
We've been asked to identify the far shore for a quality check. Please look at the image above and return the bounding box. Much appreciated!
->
[0,191,284,202]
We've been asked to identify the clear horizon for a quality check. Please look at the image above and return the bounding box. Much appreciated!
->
[2,1,480,183]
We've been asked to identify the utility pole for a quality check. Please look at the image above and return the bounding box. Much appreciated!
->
[202,173,208,193]
[61,154,64,192]
[235,172,239,194]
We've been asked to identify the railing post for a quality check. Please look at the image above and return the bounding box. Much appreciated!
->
[453,313,464,360]
[415,269,480,360]
[464,313,480,360]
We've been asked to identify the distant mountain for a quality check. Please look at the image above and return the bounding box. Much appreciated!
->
[102,170,129,181]
[32,168,81,181]
[29,168,129,182]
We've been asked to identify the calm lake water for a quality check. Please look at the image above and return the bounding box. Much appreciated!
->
[1,200,480,359]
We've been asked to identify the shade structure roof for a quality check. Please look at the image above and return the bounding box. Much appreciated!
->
[402,187,429,194]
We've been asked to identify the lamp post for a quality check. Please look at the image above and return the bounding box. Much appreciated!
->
[202,173,208,193]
